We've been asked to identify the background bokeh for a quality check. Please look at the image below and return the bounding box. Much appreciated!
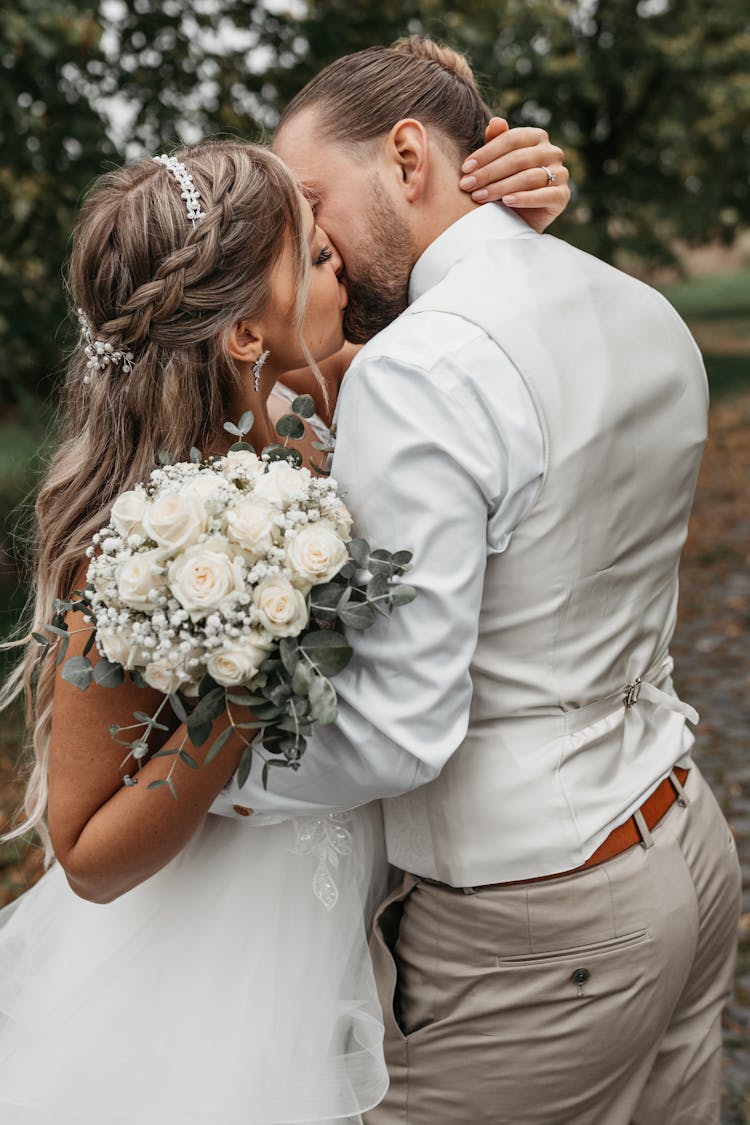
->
[1,1,748,1118]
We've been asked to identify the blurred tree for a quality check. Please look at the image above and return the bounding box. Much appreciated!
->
[0,2,115,407]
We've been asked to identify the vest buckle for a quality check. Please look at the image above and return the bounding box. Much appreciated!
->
[624,676,642,708]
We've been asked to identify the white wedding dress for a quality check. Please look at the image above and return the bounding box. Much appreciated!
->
[0,388,390,1124]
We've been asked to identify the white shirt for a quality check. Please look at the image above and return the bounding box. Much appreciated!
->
[211,203,545,821]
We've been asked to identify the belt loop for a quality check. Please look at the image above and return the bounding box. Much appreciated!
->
[669,769,690,807]
[633,808,654,850]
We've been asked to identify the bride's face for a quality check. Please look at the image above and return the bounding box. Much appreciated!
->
[258,199,348,374]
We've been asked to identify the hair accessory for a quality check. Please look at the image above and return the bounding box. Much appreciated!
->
[253,349,271,393]
[153,153,206,226]
[76,308,135,383]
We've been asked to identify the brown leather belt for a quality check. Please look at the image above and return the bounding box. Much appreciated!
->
[468,766,690,892]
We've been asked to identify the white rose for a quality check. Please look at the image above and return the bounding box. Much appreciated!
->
[225,498,277,556]
[286,521,348,586]
[253,460,310,507]
[110,489,147,538]
[206,639,269,687]
[143,662,189,694]
[116,549,167,610]
[329,500,353,540]
[223,449,264,478]
[186,472,225,503]
[254,576,309,638]
[96,627,145,669]
[168,538,240,621]
[142,490,207,552]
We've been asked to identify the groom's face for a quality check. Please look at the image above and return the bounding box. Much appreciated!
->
[274,110,418,343]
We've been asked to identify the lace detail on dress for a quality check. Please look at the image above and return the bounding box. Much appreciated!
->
[292,813,353,911]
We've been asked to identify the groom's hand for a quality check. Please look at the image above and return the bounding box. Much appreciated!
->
[459,117,571,233]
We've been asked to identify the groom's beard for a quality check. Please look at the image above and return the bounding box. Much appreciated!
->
[342,186,417,344]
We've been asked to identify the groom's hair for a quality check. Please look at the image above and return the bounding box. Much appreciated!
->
[278,36,494,163]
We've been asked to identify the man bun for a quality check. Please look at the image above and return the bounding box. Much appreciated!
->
[392,35,479,92]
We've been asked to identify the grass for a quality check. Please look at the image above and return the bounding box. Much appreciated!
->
[660,267,750,321]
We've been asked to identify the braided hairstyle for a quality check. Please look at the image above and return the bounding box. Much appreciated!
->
[277,35,493,161]
[2,140,310,855]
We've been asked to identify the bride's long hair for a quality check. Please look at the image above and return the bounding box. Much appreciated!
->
[1,140,312,857]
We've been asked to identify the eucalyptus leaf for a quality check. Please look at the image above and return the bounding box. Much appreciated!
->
[279,637,300,675]
[61,655,93,691]
[252,701,283,721]
[167,777,178,801]
[263,443,303,468]
[368,549,394,577]
[300,631,353,677]
[391,550,413,570]
[338,601,377,630]
[189,446,202,463]
[130,669,147,689]
[168,692,188,722]
[93,658,125,689]
[133,711,153,724]
[236,746,254,789]
[238,410,255,436]
[291,394,316,418]
[44,624,68,638]
[31,632,50,649]
[188,687,225,727]
[158,449,175,465]
[179,748,199,769]
[205,724,233,765]
[367,574,390,600]
[229,441,255,453]
[223,421,241,436]
[391,584,419,607]
[275,414,305,440]
[308,675,338,723]
[55,632,71,666]
[347,539,370,568]
[82,629,97,657]
[291,660,315,695]
[198,673,221,698]
[187,721,212,748]
[147,779,167,791]
[226,691,265,707]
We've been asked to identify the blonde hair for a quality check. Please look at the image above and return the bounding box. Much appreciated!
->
[278,35,493,160]
[1,140,311,857]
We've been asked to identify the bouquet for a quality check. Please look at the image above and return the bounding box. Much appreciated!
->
[40,400,416,794]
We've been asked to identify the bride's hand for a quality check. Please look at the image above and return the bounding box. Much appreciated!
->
[459,117,571,233]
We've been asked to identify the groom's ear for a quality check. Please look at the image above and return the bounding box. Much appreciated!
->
[387,119,429,203]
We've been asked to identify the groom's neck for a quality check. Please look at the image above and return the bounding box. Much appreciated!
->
[411,177,479,261]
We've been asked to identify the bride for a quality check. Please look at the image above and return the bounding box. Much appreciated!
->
[0,126,568,1123]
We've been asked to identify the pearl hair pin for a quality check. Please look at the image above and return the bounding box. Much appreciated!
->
[76,308,135,382]
[152,154,206,226]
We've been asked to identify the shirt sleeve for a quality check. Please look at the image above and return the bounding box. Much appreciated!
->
[210,323,543,819]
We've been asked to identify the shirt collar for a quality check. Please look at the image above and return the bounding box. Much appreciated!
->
[408,203,537,304]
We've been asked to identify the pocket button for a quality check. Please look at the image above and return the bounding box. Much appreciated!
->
[572,967,590,985]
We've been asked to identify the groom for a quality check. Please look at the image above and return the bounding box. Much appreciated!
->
[217,40,741,1124]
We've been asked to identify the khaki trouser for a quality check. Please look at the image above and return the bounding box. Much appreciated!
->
[365,766,741,1125]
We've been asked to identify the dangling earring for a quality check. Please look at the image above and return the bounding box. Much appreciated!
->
[253,349,270,393]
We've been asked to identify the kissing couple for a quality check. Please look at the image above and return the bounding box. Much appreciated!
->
[0,35,740,1125]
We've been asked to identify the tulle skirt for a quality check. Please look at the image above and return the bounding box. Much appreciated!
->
[0,803,390,1123]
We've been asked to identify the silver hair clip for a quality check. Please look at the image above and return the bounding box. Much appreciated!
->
[76,308,135,383]
[153,153,206,226]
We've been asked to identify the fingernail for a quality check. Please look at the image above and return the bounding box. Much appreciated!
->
[503,195,518,205]
[459,175,477,190]
[461,158,477,173]
[471,189,489,202]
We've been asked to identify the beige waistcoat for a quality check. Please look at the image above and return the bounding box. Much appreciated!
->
[383,234,708,885]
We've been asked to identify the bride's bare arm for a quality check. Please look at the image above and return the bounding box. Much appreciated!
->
[47,605,249,904]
